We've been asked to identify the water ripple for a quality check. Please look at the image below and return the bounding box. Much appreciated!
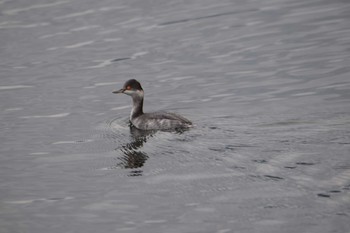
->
[3,1,69,15]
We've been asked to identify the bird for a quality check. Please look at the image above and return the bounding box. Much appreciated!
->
[113,79,192,130]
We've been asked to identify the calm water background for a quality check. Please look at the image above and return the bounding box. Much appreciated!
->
[1,0,350,232]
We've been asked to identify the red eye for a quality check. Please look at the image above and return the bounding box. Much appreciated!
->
[126,86,131,90]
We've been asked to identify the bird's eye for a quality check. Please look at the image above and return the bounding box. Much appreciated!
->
[126,86,131,90]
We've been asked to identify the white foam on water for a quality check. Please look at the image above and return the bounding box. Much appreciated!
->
[29,152,49,155]
[3,1,69,15]
[5,196,74,204]
[0,85,33,90]
[292,92,316,97]
[83,82,120,89]
[52,141,76,145]
[110,106,130,111]
[4,107,23,112]
[0,22,49,29]
[103,38,122,42]
[70,25,100,31]
[131,51,148,59]
[146,172,243,184]
[47,47,59,51]
[210,93,234,98]
[94,82,120,87]
[40,31,70,39]
[20,112,70,119]
[171,76,195,81]
[52,139,94,145]
[84,60,113,69]
[54,10,95,20]
[64,41,94,49]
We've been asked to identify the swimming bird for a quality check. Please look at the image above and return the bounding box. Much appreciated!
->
[113,79,192,130]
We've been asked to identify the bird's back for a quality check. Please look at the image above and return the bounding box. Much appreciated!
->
[131,111,192,130]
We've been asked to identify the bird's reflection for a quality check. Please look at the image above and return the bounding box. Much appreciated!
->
[114,124,190,176]
[116,125,155,174]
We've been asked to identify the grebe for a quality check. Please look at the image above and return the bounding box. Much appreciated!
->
[113,79,192,130]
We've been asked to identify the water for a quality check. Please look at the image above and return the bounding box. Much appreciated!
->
[1,0,350,232]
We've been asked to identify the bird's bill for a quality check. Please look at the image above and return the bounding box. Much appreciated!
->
[112,88,125,94]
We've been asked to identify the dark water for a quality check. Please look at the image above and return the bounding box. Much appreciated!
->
[1,0,350,232]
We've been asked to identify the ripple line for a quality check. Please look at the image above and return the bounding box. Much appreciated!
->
[159,9,257,26]
[3,1,69,15]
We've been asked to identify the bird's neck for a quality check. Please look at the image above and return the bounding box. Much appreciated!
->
[130,91,144,119]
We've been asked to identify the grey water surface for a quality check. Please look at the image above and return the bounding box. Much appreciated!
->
[1,0,350,232]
